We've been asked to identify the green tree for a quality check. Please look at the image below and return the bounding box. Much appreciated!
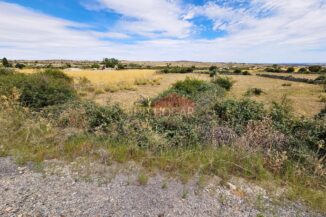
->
[2,57,10,67]
[286,67,295,73]
[102,58,119,68]
[308,65,322,73]
[298,67,307,73]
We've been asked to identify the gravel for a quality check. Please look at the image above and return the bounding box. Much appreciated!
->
[0,157,323,217]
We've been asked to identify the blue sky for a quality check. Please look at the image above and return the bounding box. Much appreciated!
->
[0,0,326,63]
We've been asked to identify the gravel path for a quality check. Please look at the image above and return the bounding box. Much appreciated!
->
[0,157,323,217]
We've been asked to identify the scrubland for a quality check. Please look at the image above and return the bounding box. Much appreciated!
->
[1,66,325,213]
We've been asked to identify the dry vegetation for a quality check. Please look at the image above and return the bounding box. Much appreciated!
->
[60,69,324,117]
[1,65,325,213]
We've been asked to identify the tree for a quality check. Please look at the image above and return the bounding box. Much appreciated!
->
[102,58,119,68]
[91,63,100,69]
[2,57,10,67]
[286,67,295,73]
[209,66,217,71]
[234,68,242,74]
[308,65,322,73]
[298,67,307,73]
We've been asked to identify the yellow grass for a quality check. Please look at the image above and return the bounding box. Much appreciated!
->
[226,75,324,117]
[65,69,159,87]
[18,69,324,116]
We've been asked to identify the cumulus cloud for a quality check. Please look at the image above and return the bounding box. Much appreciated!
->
[91,0,193,38]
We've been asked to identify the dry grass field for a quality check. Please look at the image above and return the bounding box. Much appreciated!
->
[18,69,325,116]
[226,75,325,117]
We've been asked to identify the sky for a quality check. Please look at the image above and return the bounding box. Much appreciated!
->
[0,0,326,63]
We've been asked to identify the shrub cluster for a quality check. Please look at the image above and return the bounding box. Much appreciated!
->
[0,72,325,211]
[212,77,234,91]
[0,69,76,109]
[159,66,194,74]
[245,88,263,96]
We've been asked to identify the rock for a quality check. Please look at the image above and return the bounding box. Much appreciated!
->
[227,182,237,191]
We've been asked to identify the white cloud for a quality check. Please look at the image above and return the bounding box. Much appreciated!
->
[93,0,193,38]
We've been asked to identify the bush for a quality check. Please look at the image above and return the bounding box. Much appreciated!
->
[2,57,11,67]
[85,103,125,132]
[265,67,282,73]
[214,99,266,129]
[209,70,217,77]
[234,69,242,74]
[245,88,263,96]
[160,67,194,74]
[286,67,295,73]
[209,66,217,71]
[315,75,326,82]
[242,71,251,75]
[102,58,119,68]
[15,63,25,69]
[167,78,210,98]
[0,69,76,109]
[91,63,100,69]
[298,68,308,73]
[41,69,73,83]
[212,76,234,91]
[20,73,76,108]
[0,67,15,76]
[308,65,322,73]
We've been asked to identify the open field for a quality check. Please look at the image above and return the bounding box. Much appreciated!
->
[227,75,325,117]
[61,69,325,116]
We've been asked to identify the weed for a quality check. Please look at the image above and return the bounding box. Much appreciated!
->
[161,181,168,189]
[138,172,149,185]
[181,187,188,199]
[245,88,263,96]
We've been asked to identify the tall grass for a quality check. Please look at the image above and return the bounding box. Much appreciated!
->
[66,69,161,92]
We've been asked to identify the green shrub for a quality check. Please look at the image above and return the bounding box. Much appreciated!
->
[20,74,76,108]
[167,78,210,98]
[160,67,194,74]
[245,88,263,96]
[234,68,242,74]
[308,65,322,73]
[84,103,125,132]
[242,71,251,75]
[212,76,234,91]
[15,63,25,69]
[209,70,217,77]
[0,72,26,95]
[286,67,295,73]
[209,66,217,71]
[214,99,266,128]
[317,105,326,119]
[102,58,119,68]
[91,63,100,69]
[315,75,326,82]
[2,57,11,67]
[149,114,200,147]
[41,68,73,83]
[298,68,308,73]
[0,69,76,109]
[0,67,15,76]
